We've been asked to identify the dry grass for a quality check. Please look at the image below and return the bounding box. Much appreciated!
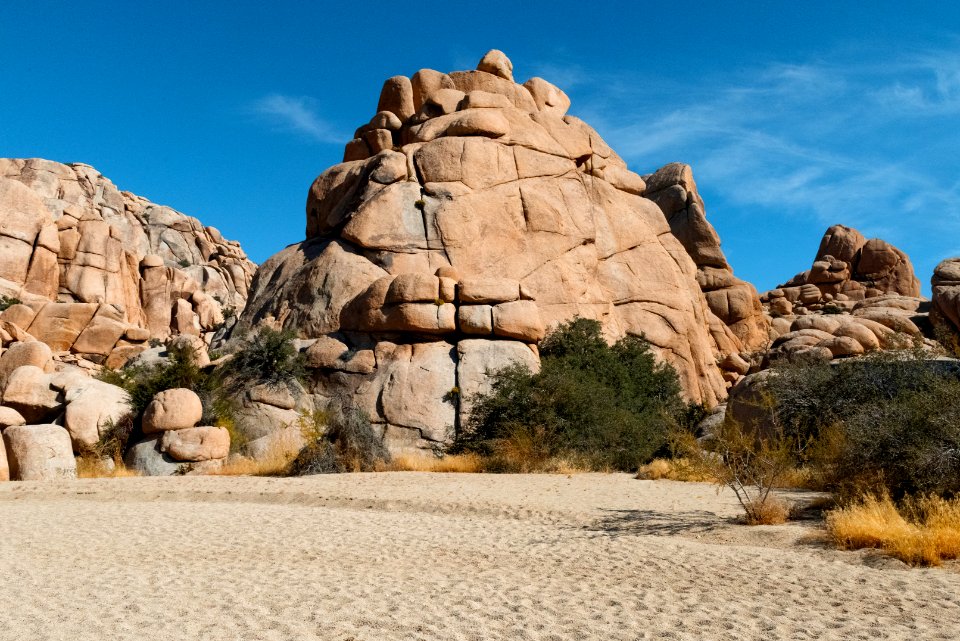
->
[636,458,717,482]
[76,457,139,479]
[379,453,485,473]
[826,494,960,566]
[741,496,789,525]
[215,429,302,477]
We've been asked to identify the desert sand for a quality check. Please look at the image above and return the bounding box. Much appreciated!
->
[0,473,957,641]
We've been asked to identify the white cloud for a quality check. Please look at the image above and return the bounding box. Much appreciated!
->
[249,94,343,143]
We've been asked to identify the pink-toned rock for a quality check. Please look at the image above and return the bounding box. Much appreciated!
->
[377,75,415,122]
[492,301,545,342]
[3,424,76,480]
[141,388,203,433]
[476,49,514,81]
[2,366,59,423]
[159,426,230,462]
[0,406,25,428]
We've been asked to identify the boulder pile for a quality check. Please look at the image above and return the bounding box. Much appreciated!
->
[238,49,761,454]
[124,388,230,476]
[760,225,932,362]
[0,159,257,367]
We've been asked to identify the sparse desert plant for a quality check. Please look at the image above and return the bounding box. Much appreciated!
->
[98,341,207,418]
[216,326,306,392]
[289,400,390,475]
[0,295,22,312]
[675,416,801,525]
[826,494,960,566]
[380,452,485,473]
[76,456,139,478]
[457,318,687,472]
[636,458,717,482]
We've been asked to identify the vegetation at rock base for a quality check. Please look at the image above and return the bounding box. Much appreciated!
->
[455,318,693,472]
[289,401,390,475]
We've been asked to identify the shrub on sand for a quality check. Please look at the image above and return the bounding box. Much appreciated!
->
[381,453,485,473]
[289,402,390,475]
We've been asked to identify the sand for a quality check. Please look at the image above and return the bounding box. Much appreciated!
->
[0,473,957,641]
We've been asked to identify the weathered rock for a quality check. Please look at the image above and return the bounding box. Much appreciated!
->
[3,424,76,480]
[63,379,131,451]
[0,159,257,352]
[0,436,7,481]
[0,340,52,391]
[237,50,763,451]
[141,388,203,433]
[0,406,25,428]
[159,426,230,462]
[124,435,181,476]
[773,225,920,306]
[2,365,60,423]
[477,49,514,82]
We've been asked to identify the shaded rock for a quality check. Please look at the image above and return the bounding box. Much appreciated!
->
[124,435,181,476]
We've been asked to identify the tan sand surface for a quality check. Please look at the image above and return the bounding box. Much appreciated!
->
[0,473,957,640]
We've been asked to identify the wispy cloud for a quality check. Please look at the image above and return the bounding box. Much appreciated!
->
[249,94,343,143]
[562,45,960,292]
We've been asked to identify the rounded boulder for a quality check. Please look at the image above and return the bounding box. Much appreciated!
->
[142,388,203,433]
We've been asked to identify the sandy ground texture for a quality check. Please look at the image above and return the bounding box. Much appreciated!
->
[0,473,958,641]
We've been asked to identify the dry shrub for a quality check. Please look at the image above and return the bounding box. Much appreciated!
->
[741,495,789,525]
[382,453,485,473]
[826,494,960,566]
[636,458,717,482]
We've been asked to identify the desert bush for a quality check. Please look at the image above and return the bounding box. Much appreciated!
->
[636,458,717,482]
[216,326,306,392]
[289,401,390,475]
[826,494,960,566]
[762,350,960,499]
[98,342,207,419]
[382,453,484,473]
[457,318,687,472]
[0,295,21,312]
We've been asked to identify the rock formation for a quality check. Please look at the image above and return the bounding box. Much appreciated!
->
[642,163,769,353]
[931,258,960,340]
[759,225,931,362]
[124,388,230,476]
[0,159,256,367]
[239,50,758,454]
[769,224,920,315]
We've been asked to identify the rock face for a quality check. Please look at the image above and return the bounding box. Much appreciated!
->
[0,159,257,365]
[932,258,960,339]
[239,50,755,453]
[642,163,769,352]
[771,225,920,313]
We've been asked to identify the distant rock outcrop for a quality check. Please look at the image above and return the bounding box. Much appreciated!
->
[0,159,256,367]
[239,50,757,454]
[760,225,931,362]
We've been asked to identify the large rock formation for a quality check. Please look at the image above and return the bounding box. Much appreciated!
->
[239,50,757,453]
[932,258,960,340]
[642,163,768,353]
[770,225,920,313]
[759,225,932,362]
[0,159,257,366]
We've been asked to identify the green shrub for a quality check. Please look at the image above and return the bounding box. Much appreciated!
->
[0,295,21,312]
[98,341,207,419]
[758,350,960,499]
[456,318,687,471]
[289,401,390,475]
[217,327,306,393]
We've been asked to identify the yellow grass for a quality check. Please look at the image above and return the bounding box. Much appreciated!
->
[826,494,960,566]
[380,453,485,473]
[636,458,717,482]
[214,428,302,477]
[742,496,789,525]
[76,457,139,479]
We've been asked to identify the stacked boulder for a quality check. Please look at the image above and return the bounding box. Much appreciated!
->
[0,340,130,480]
[765,225,921,316]
[642,163,769,354]
[124,388,230,476]
[238,49,756,454]
[931,258,960,340]
[760,225,932,361]
[0,159,257,367]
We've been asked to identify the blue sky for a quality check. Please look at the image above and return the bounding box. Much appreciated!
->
[3,2,959,295]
